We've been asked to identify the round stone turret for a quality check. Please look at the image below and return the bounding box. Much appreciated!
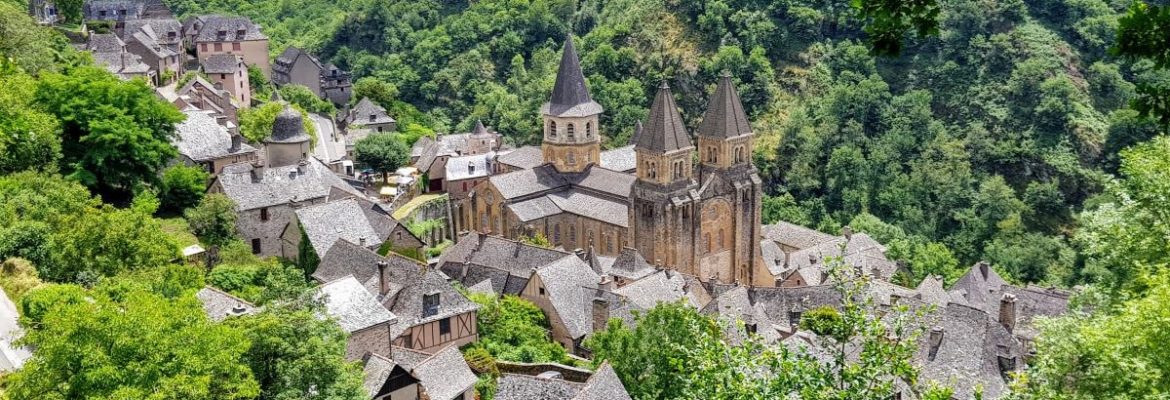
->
[265,105,312,167]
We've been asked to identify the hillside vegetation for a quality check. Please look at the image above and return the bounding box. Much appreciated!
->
[165,0,1157,288]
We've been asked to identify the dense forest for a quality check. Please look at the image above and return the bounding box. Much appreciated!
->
[163,0,1161,288]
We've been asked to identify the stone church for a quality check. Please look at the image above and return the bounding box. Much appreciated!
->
[465,37,767,285]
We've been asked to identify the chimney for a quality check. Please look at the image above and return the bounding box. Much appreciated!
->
[999,293,1017,333]
[592,297,609,333]
[927,327,944,361]
[841,226,853,240]
[249,160,265,181]
[359,237,367,247]
[230,134,242,152]
[376,261,389,295]
[599,275,613,291]
[979,261,990,280]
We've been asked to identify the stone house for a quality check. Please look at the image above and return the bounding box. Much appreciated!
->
[123,23,182,84]
[202,54,250,106]
[83,0,143,29]
[314,241,480,355]
[172,76,240,133]
[122,19,182,52]
[86,33,154,82]
[317,275,399,360]
[279,197,424,261]
[171,109,256,175]
[362,346,477,400]
[347,97,397,133]
[437,232,573,295]
[191,15,270,77]
[272,46,353,105]
[209,105,365,258]
[28,0,59,25]
[195,286,258,321]
[494,362,631,400]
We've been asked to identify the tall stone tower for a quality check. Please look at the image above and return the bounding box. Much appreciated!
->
[695,72,763,285]
[541,36,603,173]
[630,82,699,273]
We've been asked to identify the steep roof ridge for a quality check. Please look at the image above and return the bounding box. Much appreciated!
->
[636,81,691,153]
[548,36,592,111]
[697,71,752,139]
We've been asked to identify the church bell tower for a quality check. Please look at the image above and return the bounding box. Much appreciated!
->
[541,36,603,173]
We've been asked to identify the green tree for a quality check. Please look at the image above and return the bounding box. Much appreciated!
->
[160,164,210,212]
[44,204,179,282]
[55,0,83,24]
[0,68,60,174]
[279,84,336,116]
[465,293,571,364]
[239,101,318,145]
[0,3,70,73]
[352,77,400,108]
[186,194,239,250]
[1011,271,1170,398]
[35,65,185,199]
[353,133,409,182]
[7,282,261,400]
[224,308,366,400]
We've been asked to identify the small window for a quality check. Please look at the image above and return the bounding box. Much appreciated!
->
[200,43,207,52]
[586,122,592,137]
[251,238,261,254]
[439,318,451,335]
[569,226,576,243]
[539,286,546,296]
[789,311,802,327]
[549,121,557,137]
[232,42,241,51]
[567,151,576,165]
[214,43,222,51]
[567,123,575,139]
[260,207,269,221]
[554,224,561,242]
[402,333,413,349]
[423,293,440,317]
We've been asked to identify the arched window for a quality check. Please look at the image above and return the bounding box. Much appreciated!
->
[567,123,575,139]
[554,224,561,243]
[549,121,557,138]
[569,225,577,243]
[567,151,576,165]
[586,122,592,137]
[648,162,657,179]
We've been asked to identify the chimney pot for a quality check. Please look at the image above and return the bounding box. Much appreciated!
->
[376,261,389,295]
[999,293,1018,333]
[591,297,609,333]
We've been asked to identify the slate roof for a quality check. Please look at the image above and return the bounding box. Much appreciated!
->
[782,233,898,283]
[542,36,603,117]
[608,247,656,281]
[267,105,312,143]
[195,286,257,321]
[314,241,478,333]
[746,285,842,321]
[437,232,572,295]
[574,362,632,400]
[612,270,706,309]
[496,374,584,400]
[194,16,267,42]
[636,82,692,153]
[348,97,395,126]
[496,146,544,170]
[761,221,837,250]
[600,145,636,172]
[361,353,398,399]
[914,303,1021,400]
[92,51,152,76]
[83,0,144,19]
[86,33,125,53]
[173,109,255,161]
[489,165,571,199]
[701,285,783,344]
[295,198,396,257]
[548,190,629,227]
[128,29,177,59]
[316,275,398,333]
[124,19,182,46]
[445,153,492,181]
[395,346,477,400]
[697,72,752,138]
[216,157,363,210]
[202,53,242,74]
[534,255,600,339]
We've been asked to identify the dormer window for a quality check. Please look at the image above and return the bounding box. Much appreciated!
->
[236,29,246,39]
[167,31,176,40]
[423,293,440,317]
[788,311,802,327]
[99,10,107,17]
[468,164,476,174]
[369,114,376,122]
[217,30,227,38]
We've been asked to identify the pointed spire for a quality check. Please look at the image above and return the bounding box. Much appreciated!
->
[636,81,691,153]
[629,120,644,146]
[697,71,752,138]
[543,36,603,117]
[472,119,489,136]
